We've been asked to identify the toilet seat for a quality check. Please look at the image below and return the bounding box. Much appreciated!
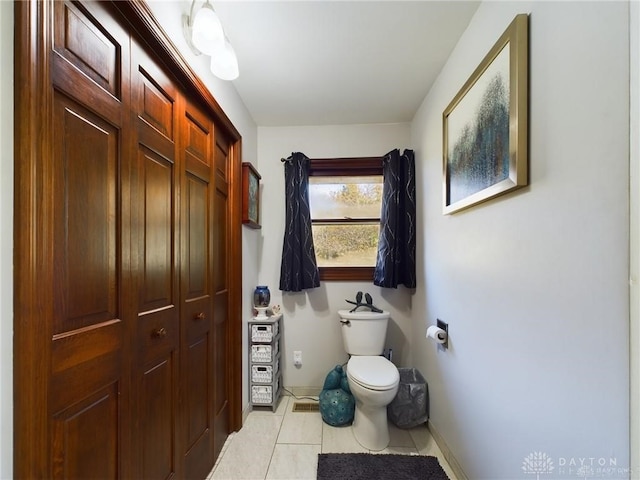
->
[347,356,399,391]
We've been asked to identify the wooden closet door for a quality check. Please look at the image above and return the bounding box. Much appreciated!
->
[47,2,132,478]
[213,132,232,460]
[180,101,217,478]
[16,1,243,477]
[130,40,180,479]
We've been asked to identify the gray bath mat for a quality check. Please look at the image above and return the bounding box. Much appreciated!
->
[317,453,450,480]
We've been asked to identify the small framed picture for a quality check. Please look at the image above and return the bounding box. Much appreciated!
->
[242,162,261,229]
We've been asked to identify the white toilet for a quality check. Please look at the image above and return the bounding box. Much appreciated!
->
[339,309,400,451]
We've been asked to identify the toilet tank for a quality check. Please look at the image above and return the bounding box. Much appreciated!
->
[338,310,390,356]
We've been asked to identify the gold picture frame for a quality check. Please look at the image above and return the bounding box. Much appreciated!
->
[242,162,261,229]
[443,14,529,215]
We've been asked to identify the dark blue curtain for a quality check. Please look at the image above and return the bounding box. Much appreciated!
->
[279,152,320,292]
[374,149,416,288]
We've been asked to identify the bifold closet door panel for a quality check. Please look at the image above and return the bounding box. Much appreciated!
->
[48,1,133,477]
[180,100,217,479]
[130,40,181,480]
[212,132,232,460]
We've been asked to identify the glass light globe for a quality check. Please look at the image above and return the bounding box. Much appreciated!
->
[210,39,239,81]
[191,4,224,56]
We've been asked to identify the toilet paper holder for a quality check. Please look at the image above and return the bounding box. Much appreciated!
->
[425,319,449,349]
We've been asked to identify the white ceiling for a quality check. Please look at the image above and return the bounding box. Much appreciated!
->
[208,1,480,126]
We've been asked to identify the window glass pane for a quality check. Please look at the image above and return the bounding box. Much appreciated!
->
[309,176,382,219]
[312,224,379,267]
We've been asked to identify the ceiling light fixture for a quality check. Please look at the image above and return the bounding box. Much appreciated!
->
[184,0,239,81]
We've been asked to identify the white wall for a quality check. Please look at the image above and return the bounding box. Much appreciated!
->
[0,2,13,477]
[257,124,414,391]
[411,2,630,478]
[629,0,639,475]
[145,1,259,409]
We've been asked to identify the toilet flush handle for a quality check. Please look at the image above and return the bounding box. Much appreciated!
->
[340,319,350,326]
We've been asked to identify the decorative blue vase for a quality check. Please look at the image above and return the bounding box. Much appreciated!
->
[253,286,271,308]
[319,365,355,426]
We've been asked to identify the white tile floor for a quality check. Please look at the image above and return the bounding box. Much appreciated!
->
[208,395,457,480]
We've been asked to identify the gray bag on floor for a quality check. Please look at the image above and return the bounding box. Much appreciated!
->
[387,368,429,429]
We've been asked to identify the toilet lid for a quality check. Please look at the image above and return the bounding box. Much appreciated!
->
[347,356,399,391]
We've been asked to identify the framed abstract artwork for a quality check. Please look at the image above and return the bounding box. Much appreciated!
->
[242,162,261,228]
[443,14,529,214]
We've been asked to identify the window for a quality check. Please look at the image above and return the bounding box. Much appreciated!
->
[308,157,383,281]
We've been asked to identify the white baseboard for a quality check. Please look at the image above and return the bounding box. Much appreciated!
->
[428,420,468,480]
[242,402,251,424]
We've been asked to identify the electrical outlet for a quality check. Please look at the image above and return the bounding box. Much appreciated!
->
[293,350,302,366]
